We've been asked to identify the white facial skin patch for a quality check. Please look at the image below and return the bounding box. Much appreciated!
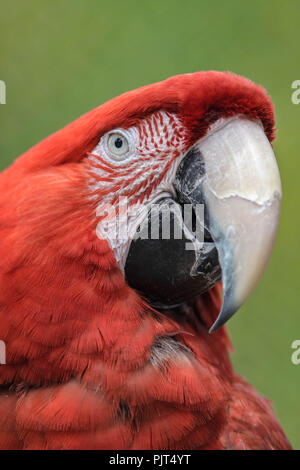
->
[87,111,189,268]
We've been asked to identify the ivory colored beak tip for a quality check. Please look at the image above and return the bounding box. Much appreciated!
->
[197,117,282,333]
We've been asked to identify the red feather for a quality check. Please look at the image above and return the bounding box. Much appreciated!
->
[0,72,290,449]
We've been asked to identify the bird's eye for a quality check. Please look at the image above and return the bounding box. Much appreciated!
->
[107,133,129,157]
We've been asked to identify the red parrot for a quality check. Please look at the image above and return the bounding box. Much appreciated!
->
[0,71,291,450]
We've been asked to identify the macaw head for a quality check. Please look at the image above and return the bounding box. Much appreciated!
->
[5,71,281,334]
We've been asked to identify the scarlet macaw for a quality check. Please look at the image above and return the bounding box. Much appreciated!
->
[0,71,291,449]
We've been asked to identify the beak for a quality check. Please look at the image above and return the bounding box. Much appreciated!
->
[125,116,281,333]
[174,117,282,332]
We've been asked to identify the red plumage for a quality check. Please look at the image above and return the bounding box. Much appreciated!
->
[0,72,291,449]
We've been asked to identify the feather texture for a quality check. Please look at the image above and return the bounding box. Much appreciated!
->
[0,71,291,449]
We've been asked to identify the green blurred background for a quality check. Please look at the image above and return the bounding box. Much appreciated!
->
[0,0,299,448]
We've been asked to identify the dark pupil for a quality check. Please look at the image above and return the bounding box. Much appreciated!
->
[115,137,123,149]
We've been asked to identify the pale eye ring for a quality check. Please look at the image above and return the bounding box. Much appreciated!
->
[107,132,129,157]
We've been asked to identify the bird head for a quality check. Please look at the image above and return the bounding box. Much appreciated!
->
[4,71,281,334]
